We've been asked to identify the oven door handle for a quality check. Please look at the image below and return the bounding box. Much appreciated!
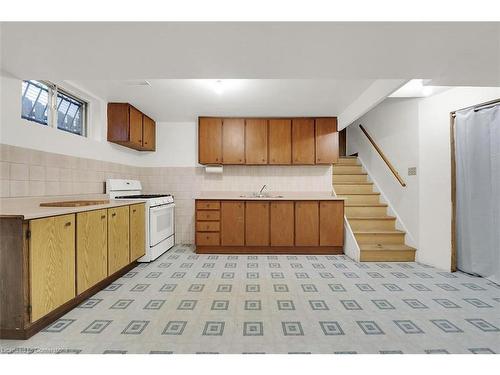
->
[150,203,175,211]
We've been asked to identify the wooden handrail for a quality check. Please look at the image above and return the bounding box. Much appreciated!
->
[359,124,406,187]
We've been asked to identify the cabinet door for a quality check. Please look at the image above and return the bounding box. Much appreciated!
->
[222,118,245,164]
[130,204,146,261]
[295,201,319,246]
[270,201,294,246]
[221,201,245,246]
[319,201,344,246]
[245,202,269,246]
[76,209,107,295]
[30,214,75,322]
[108,206,130,275]
[129,105,144,149]
[315,118,338,164]
[268,119,292,164]
[245,119,268,164]
[142,115,156,151]
[199,118,222,164]
[292,118,315,164]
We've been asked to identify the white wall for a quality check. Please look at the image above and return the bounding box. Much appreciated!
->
[347,98,420,246]
[0,74,154,166]
[347,87,500,271]
[418,87,500,271]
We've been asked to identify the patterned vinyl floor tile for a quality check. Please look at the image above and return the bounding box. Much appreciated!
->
[1,244,499,354]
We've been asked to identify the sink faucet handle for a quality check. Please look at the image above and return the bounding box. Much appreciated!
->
[259,184,268,194]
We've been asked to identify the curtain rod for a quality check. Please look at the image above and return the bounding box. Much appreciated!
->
[451,98,500,117]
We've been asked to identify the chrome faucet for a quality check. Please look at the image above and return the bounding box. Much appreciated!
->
[254,184,268,197]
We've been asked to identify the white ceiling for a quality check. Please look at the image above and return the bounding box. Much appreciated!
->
[1,22,499,86]
[74,79,375,122]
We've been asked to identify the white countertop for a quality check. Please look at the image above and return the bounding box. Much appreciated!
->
[0,194,146,220]
[195,191,345,201]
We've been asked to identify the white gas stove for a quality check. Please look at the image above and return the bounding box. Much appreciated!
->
[107,179,175,262]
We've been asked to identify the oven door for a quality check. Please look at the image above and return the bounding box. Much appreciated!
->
[149,203,174,247]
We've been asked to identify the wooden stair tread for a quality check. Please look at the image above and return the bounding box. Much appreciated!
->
[360,244,416,251]
[348,216,396,220]
[333,182,373,185]
[345,203,387,207]
[332,171,367,175]
[338,192,380,196]
[354,230,405,234]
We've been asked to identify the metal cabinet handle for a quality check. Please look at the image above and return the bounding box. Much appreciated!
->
[132,209,136,213]
[112,213,116,217]
[101,215,106,219]
[65,222,71,227]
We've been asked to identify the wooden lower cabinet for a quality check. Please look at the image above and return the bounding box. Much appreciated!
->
[270,201,294,246]
[30,214,76,322]
[76,210,107,295]
[245,202,269,246]
[221,201,245,246]
[320,201,344,246]
[195,199,343,254]
[108,206,130,275]
[130,204,146,261]
[295,201,319,246]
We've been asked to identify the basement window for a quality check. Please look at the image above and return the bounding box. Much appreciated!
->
[21,80,87,136]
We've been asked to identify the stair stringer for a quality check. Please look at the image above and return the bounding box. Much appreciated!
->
[332,187,360,262]
[356,156,417,249]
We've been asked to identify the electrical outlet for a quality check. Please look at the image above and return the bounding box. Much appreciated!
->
[408,167,417,176]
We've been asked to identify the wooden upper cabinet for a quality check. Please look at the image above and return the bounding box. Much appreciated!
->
[142,115,156,151]
[199,117,222,164]
[129,106,143,149]
[107,103,156,152]
[108,206,130,275]
[29,214,76,322]
[221,201,245,246]
[222,118,245,164]
[292,118,315,164]
[245,119,268,164]
[315,118,339,164]
[295,201,319,246]
[270,201,294,246]
[130,203,146,261]
[245,202,269,246]
[269,119,292,164]
[76,209,108,295]
[319,201,344,246]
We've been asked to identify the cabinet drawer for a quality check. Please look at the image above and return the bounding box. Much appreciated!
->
[196,201,220,210]
[196,221,220,232]
[197,210,220,221]
[196,232,220,246]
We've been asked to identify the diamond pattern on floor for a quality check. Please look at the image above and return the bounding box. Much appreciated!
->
[1,245,499,354]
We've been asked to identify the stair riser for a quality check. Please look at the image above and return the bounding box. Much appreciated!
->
[360,250,416,262]
[345,206,387,216]
[340,194,380,204]
[333,165,364,174]
[355,232,406,245]
[334,185,374,194]
[336,158,359,165]
[333,174,368,183]
[349,219,396,231]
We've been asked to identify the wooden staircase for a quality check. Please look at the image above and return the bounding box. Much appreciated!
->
[333,156,416,262]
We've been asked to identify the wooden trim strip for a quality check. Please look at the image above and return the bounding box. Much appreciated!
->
[358,124,407,187]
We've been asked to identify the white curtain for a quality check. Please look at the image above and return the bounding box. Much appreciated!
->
[455,104,500,284]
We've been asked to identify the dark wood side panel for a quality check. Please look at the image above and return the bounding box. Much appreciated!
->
[315,117,339,164]
[295,201,319,246]
[319,201,344,246]
[220,201,245,246]
[107,103,130,143]
[0,218,28,331]
[292,118,315,164]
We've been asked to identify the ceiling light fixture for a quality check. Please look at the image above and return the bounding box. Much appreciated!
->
[213,80,224,95]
